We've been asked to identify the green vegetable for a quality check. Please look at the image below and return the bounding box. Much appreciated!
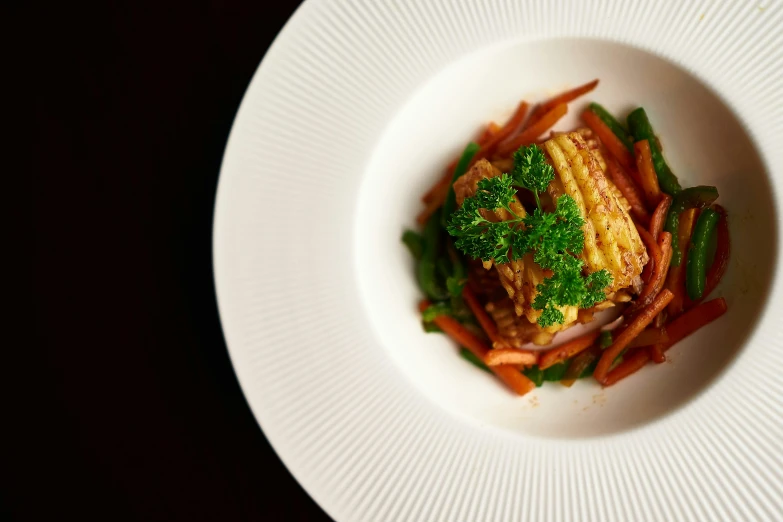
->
[579,358,599,378]
[588,103,633,151]
[446,145,612,327]
[421,302,452,322]
[686,208,721,300]
[417,211,450,300]
[441,142,481,227]
[524,365,544,387]
[627,108,682,195]
[460,348,491,373]
[401,229,424,260]
[543,362,568,381]
[664,186,720,266]
[422,321,443,333]
[599,330,613,349]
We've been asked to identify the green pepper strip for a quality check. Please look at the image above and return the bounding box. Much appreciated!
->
[401,229,424,260]
[543,361,568,381]
[588,103,633,151]
[417,210,450,300]
[686,208,721,301]
[627,108,682,195]
[441,142,481,227]
[664,186,720,266]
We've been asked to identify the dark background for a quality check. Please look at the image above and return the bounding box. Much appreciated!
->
[23,1,331,520]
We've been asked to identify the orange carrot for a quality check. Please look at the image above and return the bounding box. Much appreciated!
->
[627,232,672,315]
[626,327,669,349]
[477,122,501,143]
[581,110,634,171]
[649,344,666,364]
[497,103,568,156]
[539,330,601,370]
[470,102,529,165]
[527,79,599,126]
[603,349,651,386]
[462,286,511,349]
[649,194,672,241]
[605,157,651,225]
[667,208,700,315]
[492,364,537,395]
[419,300,536,396]
[634,140,663,208]
[661,297,728,353]
[485,348,537,367]
[416,189,448,225]
[594,289,673,383]
[636,225,661,285]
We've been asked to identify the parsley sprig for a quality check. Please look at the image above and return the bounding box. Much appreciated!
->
[446,145,612,327]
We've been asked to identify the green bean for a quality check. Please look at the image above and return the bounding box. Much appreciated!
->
[543,361,568,381]
[627,108,682,195]
[441,142,481,227]
[401,229,424,260]
[460,348,491,373]
[417,211,450,300]
[664,186,720,266]
[524,365,545,387]
[686,208,720,300]
[588,103,633,151]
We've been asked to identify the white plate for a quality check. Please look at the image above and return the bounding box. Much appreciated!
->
[214,1,783,520]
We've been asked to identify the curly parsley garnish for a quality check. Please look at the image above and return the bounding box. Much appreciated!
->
[446,145,612,327]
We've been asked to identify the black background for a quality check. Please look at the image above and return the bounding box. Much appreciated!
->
[23,1,331,520]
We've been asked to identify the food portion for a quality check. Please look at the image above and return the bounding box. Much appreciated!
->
[404,80,730,396]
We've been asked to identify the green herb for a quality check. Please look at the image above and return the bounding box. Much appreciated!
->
[447,145,612,327]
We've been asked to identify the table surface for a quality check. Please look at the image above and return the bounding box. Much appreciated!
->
[24,1,331,520]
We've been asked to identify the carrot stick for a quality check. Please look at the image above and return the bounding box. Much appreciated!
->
[594,289,673,383]
[626,327,669,349]
[581,110,635,171]
[538,330,601,370]
[649,344,666,364]
[527,79,599,126]
[636,225,661,285]
[605,157,651,225]
[649,194,672,241]
[477,122,501,143]
[462,286,512,350]
[661,297,728,352]
[416,187,448,225]
[667,208,700,315]
[485,348,537,367]
[497,103,568,156]
[603,349,651,386]
[634,140,663,208]
[469,102,529,165]
[627,232,672,315]
[419,300,536,395]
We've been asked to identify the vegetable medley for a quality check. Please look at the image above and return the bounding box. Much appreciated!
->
[403,80,730,396]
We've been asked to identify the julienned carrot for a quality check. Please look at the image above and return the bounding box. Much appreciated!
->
[497,103,568,156]
[538,330,601,370]
[636,225,661,285]
[469,102,529,165]
[661,297,728,352]
[626,327,669,349]
[695,205,730,306]
[634,140,663,207]
[419,300,536,395]
[667,208,700,315]
[477,122,501,144]
[649,344,666,364]
[581,110,635,171]
[594,289,673,383]
[462,285,511,349]
[605,157,651,225]
[627,232,672,315]
[603,349,651,386]
[485,348,537,367]
[527,79,599,126]
[650,194,672,241]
